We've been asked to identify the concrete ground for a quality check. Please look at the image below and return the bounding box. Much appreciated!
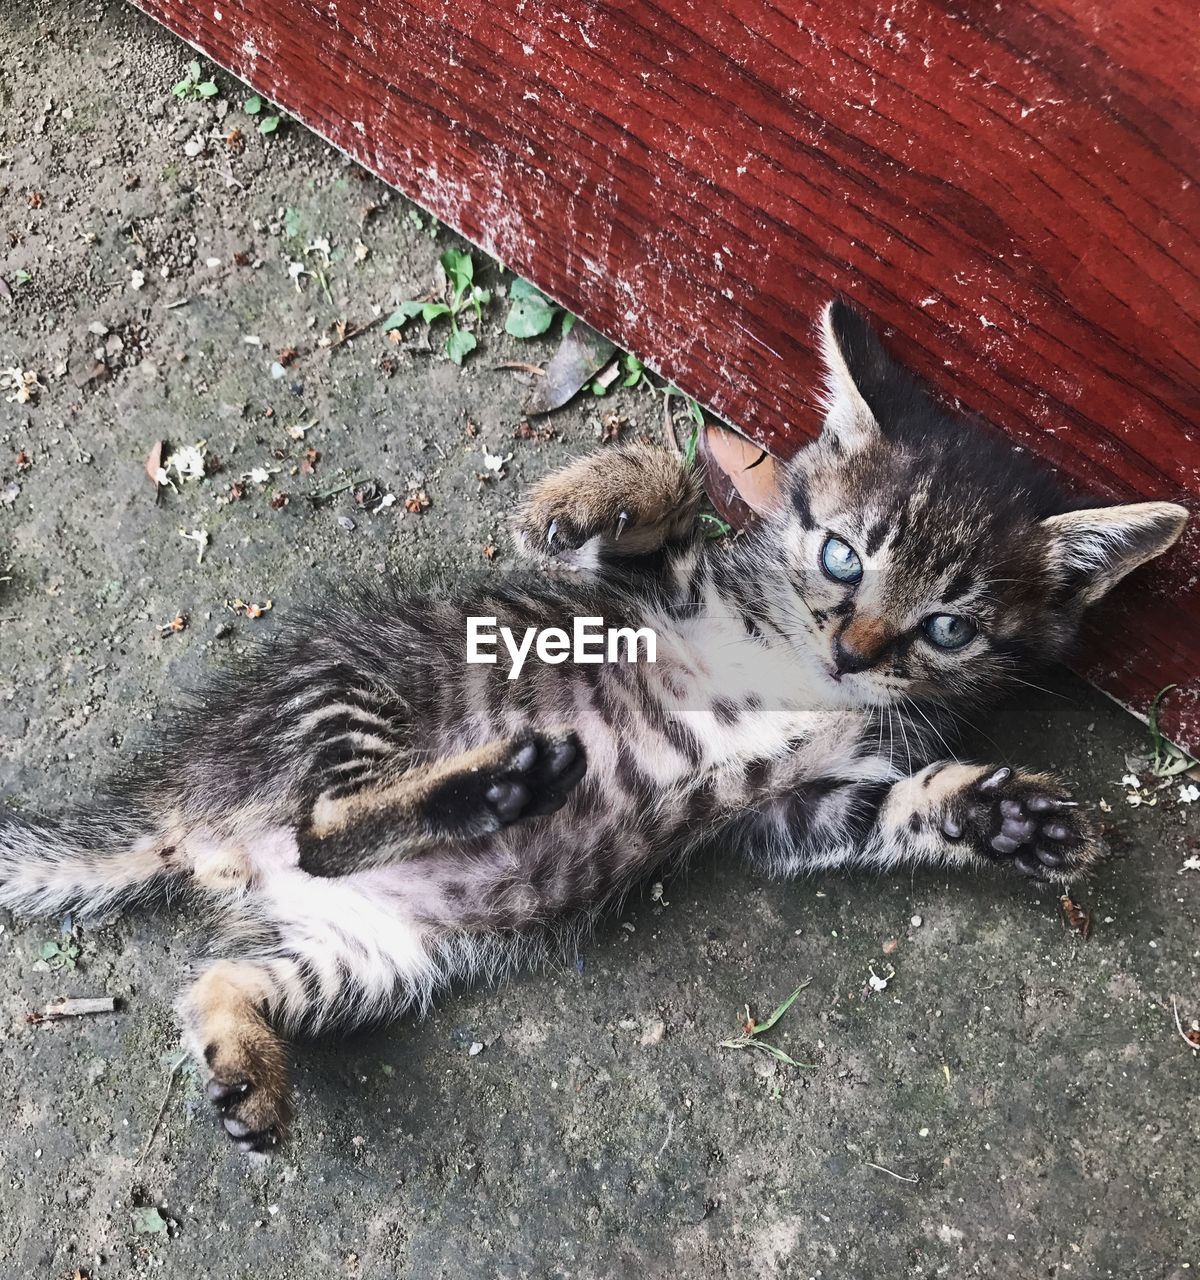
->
[1,3,1196,1277]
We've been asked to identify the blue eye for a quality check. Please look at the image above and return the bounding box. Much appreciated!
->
[922,614,977,650]
[820,535,863,584]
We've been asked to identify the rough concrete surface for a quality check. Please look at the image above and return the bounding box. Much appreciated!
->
[0,4,1196,1278]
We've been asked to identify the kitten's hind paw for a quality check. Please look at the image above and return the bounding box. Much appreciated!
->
[207,1072,289,1154]
[427,730,587,834]
[943,767,1100,882]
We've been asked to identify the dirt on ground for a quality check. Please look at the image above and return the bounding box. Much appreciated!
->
[0,4,1197,1278]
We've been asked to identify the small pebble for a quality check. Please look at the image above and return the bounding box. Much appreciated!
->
[910,914,923,928]
[468,1041,483,1056]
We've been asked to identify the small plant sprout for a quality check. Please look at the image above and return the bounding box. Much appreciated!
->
[383,248,492,365]
[173,60,219,101]
[504,278,564,338]
[242,92,282,133]
[1147,686,1197,780]
[39,937,82,972]
[719,980,814,1067]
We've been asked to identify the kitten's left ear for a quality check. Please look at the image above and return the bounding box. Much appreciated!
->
[818,299,912,451]
[1041,501,1188,605]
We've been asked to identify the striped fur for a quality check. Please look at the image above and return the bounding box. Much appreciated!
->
[0,300,1185,1153]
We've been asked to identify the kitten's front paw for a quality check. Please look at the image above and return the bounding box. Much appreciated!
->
[941,767,1100,881]
[511,445,699,567]
[513,493,634,568]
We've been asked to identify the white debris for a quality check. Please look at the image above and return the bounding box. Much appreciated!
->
[1,367,44,404]
[481,444,511,474]
[178,528,209,564]
[130,269,146,290]
[248,467,271,485]
[1121,773,1141,789]
[1178,783,1199,804]
[867,962,895,993]
[468,1041,484,1057]
[1182,856,1200,872]
[910,914,923,928]
[164,444,207,482]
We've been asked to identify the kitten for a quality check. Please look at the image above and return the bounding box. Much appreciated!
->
[0,301,1185,1154]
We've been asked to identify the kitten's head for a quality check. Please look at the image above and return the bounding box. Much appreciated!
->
[762,300,1187,709]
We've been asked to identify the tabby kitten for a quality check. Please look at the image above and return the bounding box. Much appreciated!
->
[0,301,1185,1154]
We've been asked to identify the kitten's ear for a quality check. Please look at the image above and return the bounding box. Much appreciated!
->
[817,299,893,450]
[1041,502,1188,605]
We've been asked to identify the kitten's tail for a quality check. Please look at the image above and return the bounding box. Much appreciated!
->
[0,798,177,918]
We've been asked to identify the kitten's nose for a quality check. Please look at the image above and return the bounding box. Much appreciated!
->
[832,616,892,676]
[832,633,875,675]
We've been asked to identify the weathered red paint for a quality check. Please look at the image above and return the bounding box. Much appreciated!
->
[130,0,1199,748]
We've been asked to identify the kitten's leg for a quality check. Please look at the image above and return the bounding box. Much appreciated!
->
[297,730,586,877]
[179,959,292,1153]
[512,442,701,570]
[871,761,1100,881]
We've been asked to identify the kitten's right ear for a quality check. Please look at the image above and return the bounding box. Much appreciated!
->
[817,299,892,451]
[1041,501,1188,606]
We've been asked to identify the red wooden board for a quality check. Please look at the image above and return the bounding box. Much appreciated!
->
[130,0,1200,749]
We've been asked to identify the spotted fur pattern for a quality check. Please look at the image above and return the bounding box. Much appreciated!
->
[0,301,1186,1152]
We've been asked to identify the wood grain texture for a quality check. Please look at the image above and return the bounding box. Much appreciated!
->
[129,0,1200,748]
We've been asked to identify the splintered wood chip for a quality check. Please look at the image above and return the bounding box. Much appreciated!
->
[28,996,118,1023]
[696,424,783,529]
[525,321,616,416]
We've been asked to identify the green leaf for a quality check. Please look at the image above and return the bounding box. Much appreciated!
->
[197,81,218,98]
[683,425,699,468]
[445,327,477,365]
[508,277,544,302]
[469,285,492,322]
[187,60,201,82]
[621,353,644,387]
[131,1206,168,1235]
[39,941,60,961]
[382,300,426,331]
[258,114,280,135]
[243,94,263,114]
[750,981,810,1036]
[687,397,704,427]
[560,312,576,337]
[590,379,609,396]
[440,248,474,303]
[172,80,190,98]
[505,293,558,338]
[752,1040,814,1068]
[700,513,732,539]
[421,302,452,324]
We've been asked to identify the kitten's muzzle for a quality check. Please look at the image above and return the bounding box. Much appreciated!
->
[831,616,893,677]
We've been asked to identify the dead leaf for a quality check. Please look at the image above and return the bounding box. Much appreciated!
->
[482,541,497,560]
[525,321,616,416]
[28,190,44,209]
[145,440,165,492]
[404,490,431,514]
[697,424,783,529]
[14,450,32,471]
[160,613,187,635]
[270,492,289,509]
[1060,895,1092,941]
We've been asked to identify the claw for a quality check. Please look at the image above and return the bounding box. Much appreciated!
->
[942,815,963,839]
[978,767,1011,794]
[546,518,560,549]
[615,510,629,540]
